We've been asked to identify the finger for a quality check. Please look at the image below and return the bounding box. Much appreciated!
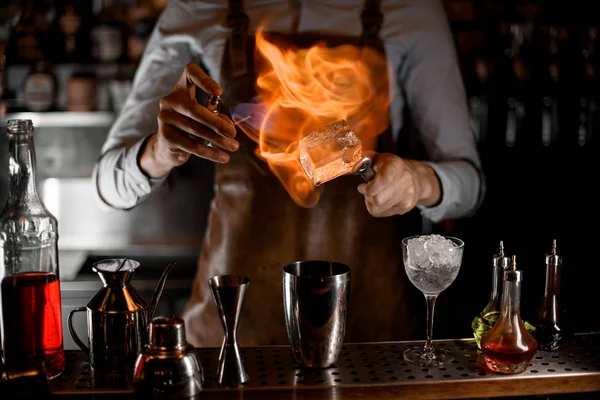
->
[162,125,230,163]
[176,63,223,97]
[357,183,367,195]
[364,156,402,198]
[362,169,388,198]
[170,99,236,138]
[218,114,237,138]
[364,197,397,218]
[365,185,395,208]
[160,109,239,151]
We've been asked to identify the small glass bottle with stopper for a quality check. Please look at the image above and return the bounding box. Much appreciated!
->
[472,241,511,349]
[532,239,573,351]
[472,242,534,349]
[481,255,538,374]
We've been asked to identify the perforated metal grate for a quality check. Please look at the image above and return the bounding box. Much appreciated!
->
[50,333,600,395]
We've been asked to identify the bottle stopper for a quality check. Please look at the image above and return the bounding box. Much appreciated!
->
[493,240,511,269]
[546,239,562,267]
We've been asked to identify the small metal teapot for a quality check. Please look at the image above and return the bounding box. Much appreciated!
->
[67,259,175,372]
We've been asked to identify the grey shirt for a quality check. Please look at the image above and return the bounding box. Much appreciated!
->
[94,0,484,223]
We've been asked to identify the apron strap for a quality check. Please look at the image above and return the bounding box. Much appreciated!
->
[225,0,384,66]
[359,1,395,155]
[361,0,383,47]
[226,0,250,77]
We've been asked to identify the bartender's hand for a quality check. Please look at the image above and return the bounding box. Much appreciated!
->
[357,153,441,218]
[140,63,239,178]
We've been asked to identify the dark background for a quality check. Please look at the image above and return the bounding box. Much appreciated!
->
[0,0,599,342]
[432,0,599,340]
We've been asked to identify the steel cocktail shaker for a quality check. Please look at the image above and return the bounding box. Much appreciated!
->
[133,316,204,397]
[283,260,351,369]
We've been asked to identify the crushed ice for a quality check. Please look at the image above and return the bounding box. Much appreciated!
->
[406,234,461,270]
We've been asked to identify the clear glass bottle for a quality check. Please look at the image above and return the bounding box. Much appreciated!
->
[481,255,537,374]
[0,119,65,379]
[472,241,511,349]
[532,239,573,351]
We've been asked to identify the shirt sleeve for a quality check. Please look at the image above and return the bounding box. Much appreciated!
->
[397,0,485,223]
[93,0,196,210]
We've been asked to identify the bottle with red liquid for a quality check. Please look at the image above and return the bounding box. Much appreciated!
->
[532,239,573,351]
[0,119,65,379]
[481,255,537,374]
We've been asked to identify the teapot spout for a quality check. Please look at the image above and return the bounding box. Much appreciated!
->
[148,263,176,324]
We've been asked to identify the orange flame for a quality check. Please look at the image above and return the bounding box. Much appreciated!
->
[242,29,391,208]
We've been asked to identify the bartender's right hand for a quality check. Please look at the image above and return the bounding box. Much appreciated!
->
[139,63,239,178]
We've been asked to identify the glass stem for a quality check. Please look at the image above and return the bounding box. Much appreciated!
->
[424,294,438,354]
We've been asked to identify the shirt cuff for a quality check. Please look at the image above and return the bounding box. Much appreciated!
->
[416,160,479,223]
[124,136,168,195]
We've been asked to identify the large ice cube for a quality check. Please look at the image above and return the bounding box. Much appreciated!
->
[298,120,363,186]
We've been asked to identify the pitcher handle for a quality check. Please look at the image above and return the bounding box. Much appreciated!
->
[68,307,89,356]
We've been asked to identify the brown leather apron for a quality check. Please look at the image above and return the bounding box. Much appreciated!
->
[182,0,417,347]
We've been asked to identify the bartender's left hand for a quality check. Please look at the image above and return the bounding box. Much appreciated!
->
[357,153,441,218]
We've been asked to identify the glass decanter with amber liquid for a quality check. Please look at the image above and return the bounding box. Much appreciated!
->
[532,240,573,351]
[481,256,537,374]
[472,241,535,349]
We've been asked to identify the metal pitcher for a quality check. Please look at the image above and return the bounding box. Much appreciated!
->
[67,259,175,372]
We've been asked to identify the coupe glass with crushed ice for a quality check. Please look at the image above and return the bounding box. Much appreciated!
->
[402,234,464,366]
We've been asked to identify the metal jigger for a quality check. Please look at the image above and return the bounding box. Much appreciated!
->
[208,275,250,387]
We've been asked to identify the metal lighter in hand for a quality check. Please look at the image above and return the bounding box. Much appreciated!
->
[206,94,222,114]
[204,94,222,148]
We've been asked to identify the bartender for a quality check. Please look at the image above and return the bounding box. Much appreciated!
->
[93,0,484,347]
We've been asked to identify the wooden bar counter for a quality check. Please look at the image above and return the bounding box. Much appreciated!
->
[47,333,600,399]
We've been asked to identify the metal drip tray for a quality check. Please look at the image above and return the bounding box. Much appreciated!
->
[50,333,600,397]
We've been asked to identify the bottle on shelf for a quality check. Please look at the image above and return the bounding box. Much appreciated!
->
[127,17,155,67]
[66,69,98,112]
[6,0,43,64]
[532,240,573,351]
[501,23,532,149]
[90,0,126,64]
[538,25,562,148]
[0,41,15,115]
[577,26,599,150]
[22,61,58,112]
[0,42,6,101]
[481,255,538,374]
[51,1,91,63]
[0,119,65,379]
[468,56,491,148]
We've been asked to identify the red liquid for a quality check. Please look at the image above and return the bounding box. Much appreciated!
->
[1,272,65,378]
[482,345,536,366]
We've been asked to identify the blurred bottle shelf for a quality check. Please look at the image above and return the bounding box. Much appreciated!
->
[0,112,115,128]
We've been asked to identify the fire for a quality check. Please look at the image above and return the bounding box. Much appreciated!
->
[237,29,391,208]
